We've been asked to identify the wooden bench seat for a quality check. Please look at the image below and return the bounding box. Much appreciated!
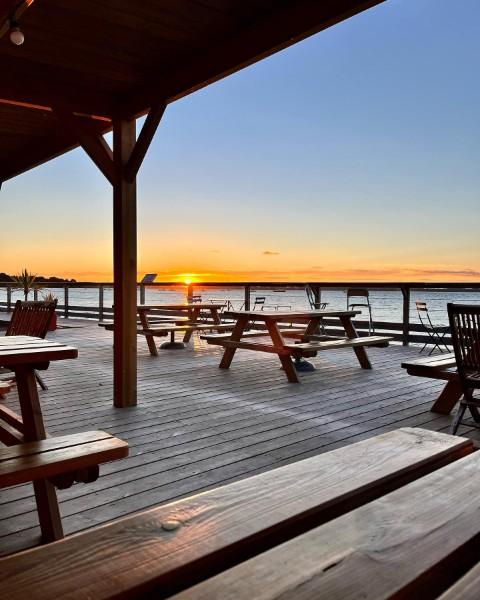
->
[0,380,12,398]
[0,430,128,490]
[401,353,460,414]
[438,562,480,600]
[98,318,186,333]
[402,353,457,381]
[0,428,473,600]
[175,447,480,600]
[284,335,393,356]
[143,322,234,336]
[201,328,306,342]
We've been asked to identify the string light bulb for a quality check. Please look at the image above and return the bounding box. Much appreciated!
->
[9,20,25,45]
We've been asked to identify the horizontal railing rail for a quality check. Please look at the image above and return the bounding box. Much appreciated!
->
[1,280,479,347]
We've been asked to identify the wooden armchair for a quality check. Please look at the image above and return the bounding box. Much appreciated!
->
[447,303,480,434]
[3,300,58,391]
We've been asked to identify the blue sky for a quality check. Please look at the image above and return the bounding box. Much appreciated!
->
[2,0,479,281]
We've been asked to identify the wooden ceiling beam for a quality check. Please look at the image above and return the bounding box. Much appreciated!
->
[124,103,166,183]
[0,75,119,119]
[122,0,385,117]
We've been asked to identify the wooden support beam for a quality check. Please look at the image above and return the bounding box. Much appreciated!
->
[112,118,137,408]
[54,111,115,185]
[124,103,166,183]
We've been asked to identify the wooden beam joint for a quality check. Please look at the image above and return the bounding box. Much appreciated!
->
[124,103,166,182]
[53,109,116,185]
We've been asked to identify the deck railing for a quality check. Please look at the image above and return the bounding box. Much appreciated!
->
[1,281,479,347]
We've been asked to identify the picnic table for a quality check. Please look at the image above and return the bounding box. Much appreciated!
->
[0,336,78,540]
[137,303,229,352]
[204,310,392,382]
[401,352,460,414]
[2,427,479,600]
[0,336,128,544]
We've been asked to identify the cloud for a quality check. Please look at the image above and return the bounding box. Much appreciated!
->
[263,250,280,256]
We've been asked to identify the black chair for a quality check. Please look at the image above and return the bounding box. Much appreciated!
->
[416,301,450,354]
[447,303,480,434]
[305,285,328,310]
[347,289,373,334]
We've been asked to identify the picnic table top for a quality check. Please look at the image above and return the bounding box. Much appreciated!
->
[224,309,360,321]
[0,336,78,366]
[137,303,225,311]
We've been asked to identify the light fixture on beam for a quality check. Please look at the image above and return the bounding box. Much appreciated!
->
[9,20,24,45]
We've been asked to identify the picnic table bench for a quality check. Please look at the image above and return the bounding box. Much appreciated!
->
[0,427,476,600]
[401,352,461,414]
[204,310,392,382]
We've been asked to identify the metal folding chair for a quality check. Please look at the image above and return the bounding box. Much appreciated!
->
[347,289,374,334]
[416,301,450,355]
[447,303,480,434]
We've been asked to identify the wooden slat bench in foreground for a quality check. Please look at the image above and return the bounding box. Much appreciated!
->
[401,353,460,414]
[0,428,474,600]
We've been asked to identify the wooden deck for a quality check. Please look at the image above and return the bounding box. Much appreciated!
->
[1,320,477,556]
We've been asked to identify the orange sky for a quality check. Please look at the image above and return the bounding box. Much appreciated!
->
[1,1,479,285]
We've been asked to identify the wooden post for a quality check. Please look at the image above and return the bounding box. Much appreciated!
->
[113,118,137,408]
[244,285,251,311]
[55,106,165,408]
[401,286,410,346]
[7,284,11,311]
[99,285,104,321]
[140,283,146,305]
[187,284,193,302]
[64,285,69,318]
[313,285,321,309]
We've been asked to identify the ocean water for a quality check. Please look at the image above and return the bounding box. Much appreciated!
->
[1,285,479,325]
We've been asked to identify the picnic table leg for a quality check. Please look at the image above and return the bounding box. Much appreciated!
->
[219,316,248,370]
[138,309,158,356]
[183,307,200,343]
[15,365,64,542]
[302,316,323,340]
[431,381,463,414]
[210,307,223,333]
[339,315,372,370]
[265,321,299,383]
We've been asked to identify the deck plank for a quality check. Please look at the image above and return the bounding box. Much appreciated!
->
[0,321,470,556]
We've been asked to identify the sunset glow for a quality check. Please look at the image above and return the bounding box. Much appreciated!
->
[1,1,479,285]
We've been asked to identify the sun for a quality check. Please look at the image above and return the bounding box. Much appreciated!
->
[177,273,198,285]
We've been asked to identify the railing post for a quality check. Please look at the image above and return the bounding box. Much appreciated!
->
[140,283,146,305]
[401,285,410,346]
[7,285,11,310]
[64,285,69,319]
[99,285,104,321]
[313,284,321,309]
[187,284,193,302]
[33,287,38,301]
[244,285,251,311]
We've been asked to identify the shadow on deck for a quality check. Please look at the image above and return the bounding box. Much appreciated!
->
[1,320,476,556]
